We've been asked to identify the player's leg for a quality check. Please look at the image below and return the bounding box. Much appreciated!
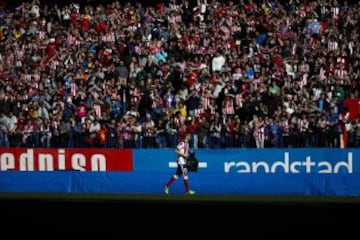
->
[164,165,182,194]
[180,164,195,195]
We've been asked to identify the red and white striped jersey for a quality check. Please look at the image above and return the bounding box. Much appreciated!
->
[176,140,189,165]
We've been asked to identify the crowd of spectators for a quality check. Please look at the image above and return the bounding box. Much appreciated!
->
[0,0,359,149]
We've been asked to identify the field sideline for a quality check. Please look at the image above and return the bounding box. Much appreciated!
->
[1,192,360,203]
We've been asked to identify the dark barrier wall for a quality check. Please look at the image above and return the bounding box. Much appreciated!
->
[0,148,360,195]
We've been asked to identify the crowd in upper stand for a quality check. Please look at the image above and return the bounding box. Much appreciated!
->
[0,0,359,149]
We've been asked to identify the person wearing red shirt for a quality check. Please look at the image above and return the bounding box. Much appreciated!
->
[343,93,360,122]
[96,122,108,148]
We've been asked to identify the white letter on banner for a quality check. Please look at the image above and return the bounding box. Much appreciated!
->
[71,154,86,171]
[38,154,54,171]
[0,153,15,170]
[290,161,301,173]
[91,154,106,171]
[333,152,353,173]
[58,149,66,170]
[318,161,332,173]
[302,156,316,173]
[270,152,289,173]
[252,161,269,173]
[224,162,235,173]
[236,161,251,173]
[19,149,34,171]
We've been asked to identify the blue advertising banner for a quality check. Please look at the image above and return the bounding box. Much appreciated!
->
[0,171,360,195]
[133,148,359,174]
[0,148,360,196]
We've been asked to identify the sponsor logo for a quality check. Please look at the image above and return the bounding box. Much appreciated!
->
[224,152,353,174]
[0,148,133,171]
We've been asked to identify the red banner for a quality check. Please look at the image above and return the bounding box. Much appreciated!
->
[0,148,133,172]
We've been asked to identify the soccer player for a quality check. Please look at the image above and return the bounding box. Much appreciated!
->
[164,132,195,195]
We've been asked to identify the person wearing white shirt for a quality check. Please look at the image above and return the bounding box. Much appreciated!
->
[6,112,17,147]
[211,51,226,72]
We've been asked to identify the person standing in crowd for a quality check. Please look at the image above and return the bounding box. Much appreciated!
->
[164,131,195,195]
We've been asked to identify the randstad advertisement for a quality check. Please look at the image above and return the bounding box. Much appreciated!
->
[133,148,358,174]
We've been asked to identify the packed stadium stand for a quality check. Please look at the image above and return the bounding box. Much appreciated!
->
[0,0,359,149]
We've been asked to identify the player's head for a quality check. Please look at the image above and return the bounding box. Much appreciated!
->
[184,132,191,141]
